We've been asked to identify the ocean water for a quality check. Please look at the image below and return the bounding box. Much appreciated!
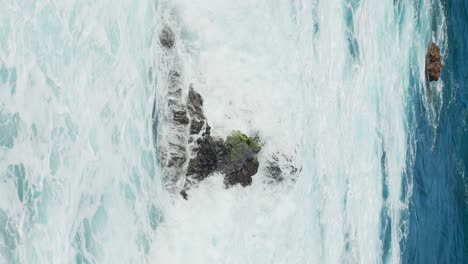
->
[0,0,466,263]
[403,0,468,263]
[0,1,162,263]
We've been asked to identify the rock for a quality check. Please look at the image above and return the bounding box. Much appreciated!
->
[160,27,175,48]
[168,71,183,98]
[187,86,206,135]
[180,189,188,200]
[172,109,189,125]
[186,129,261,189]
[186,125,227,181]
[220,131,261,187]
[156,84,262,197]
[166,144,187,167]
[223,159,257,187]
[426,42,442,82]
[265,157,283,182]
[225,131,261,154]
[156,66,189,192]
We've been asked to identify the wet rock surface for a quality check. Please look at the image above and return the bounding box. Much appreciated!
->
[221,132,261,187]
[163,68,188,171]
[186,126,226,181]
[426,42,442,82]
[172,110,189,125]
[187,86,206,135]
[180,88,262,198]
[154,27,189,191]
[185,126,261,189]
[159,26,175,48]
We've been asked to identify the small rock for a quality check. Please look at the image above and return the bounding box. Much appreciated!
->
[266,159,283,182]
[160,27,175,48]
[426,42,442,82]
[180,190,188,200]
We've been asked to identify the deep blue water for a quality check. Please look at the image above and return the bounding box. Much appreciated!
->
[404,0,468,263]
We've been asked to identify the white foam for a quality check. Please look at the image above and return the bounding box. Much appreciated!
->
[151,0,440,263]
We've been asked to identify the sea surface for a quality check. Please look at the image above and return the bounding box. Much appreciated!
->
[0,0,466,263]
[403,0,468,263]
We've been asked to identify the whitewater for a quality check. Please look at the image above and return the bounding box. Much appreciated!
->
[1,0,464,264]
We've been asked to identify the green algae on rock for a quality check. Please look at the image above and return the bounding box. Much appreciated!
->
[225,131,261,156]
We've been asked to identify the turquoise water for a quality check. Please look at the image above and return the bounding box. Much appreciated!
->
[0,0,466,263]
[0,1,163,263]
[403,0,468,262]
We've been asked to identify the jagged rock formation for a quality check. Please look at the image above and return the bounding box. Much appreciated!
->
[183,88,262,196]
[162,70,189,171]
[187,86,206,136]
[185,126,226,180]
[182,127,261,197]
[155,26,190,191]
[426,42,442,82]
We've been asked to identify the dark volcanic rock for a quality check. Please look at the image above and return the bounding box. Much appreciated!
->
[168,71,183,98]
[160,27,175,48]
[167,144,187,167]
[223,159,258,187]
[187,86,206,135]
[185,128,261,189]
[426,42,442,82]
[172,110,189,125]
[186,126,227,181]
[180,189,188,200]
[221,132,261,187]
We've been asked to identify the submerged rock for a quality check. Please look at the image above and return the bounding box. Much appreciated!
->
[265,156,283,182]
[264,153,300,184]
[426,42,442,82]
[160,26,175,48]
